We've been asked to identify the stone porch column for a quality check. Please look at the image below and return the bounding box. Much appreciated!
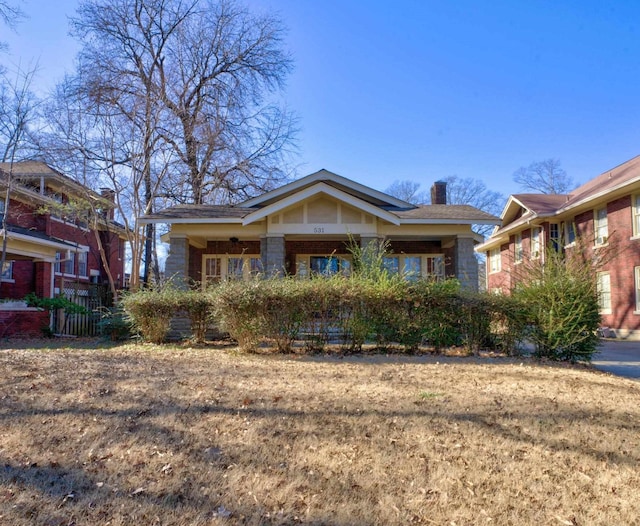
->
[165,235,190,289]
[454,236,478,291]
[261,235,285,277]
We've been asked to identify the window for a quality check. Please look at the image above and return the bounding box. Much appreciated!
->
[0,197,5,223]
[204,256,221,285]
[633,195,640,237]
[382,254,444,280]
[531,227,541,258]
[65,252,75,275]
[78,252,88,277]
[1,260,13,281]
[596,272,611,313]
[309,255,351,277]
[549,223,561,251]
[203,254,262,285]
[564,220,576,246]
[594,207,608,245]
[489,248,501,273]
[635,267,640,312]
[514,233,523,263]
[55,251,63,274]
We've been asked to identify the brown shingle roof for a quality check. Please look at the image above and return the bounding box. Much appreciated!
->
[562,154,640,209]
[512,194,570,215]
[392,204,499,223]
[143,204,254,221]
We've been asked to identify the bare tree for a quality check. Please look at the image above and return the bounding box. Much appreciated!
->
[0,0,24,53]
[441,175,505,237]
[66,0,296,284]
[37,75,174,291]
[384,180,428,204]
[512,158,576,194]
[0,62,38,296]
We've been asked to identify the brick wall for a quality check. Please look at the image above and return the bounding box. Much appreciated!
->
[5,199,42,229]
[0,309,50,338]
[0,260,35,299]
[596,196,640,332]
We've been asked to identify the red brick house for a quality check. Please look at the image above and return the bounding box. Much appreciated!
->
[0,161,127,337]
[476,154,640,339]
[141,169,499,290]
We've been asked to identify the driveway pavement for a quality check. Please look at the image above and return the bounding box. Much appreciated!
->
[591,340,640,380]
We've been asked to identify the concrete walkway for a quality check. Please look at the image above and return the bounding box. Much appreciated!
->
[591,340,640,380]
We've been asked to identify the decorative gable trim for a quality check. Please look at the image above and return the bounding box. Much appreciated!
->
[240,169,413,209]
[241,182,401,226]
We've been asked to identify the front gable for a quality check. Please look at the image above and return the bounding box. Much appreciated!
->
[240,169,413,210]
[242,182,400,232]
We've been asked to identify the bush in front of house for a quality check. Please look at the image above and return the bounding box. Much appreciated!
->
[512,247,601,362]
[120,287,182,344]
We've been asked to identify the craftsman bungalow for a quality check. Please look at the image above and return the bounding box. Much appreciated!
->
[141,169,499,290]
[476,154,640,340]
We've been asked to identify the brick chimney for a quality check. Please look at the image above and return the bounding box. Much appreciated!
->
[100,188,116,220]
[431,181,447,205]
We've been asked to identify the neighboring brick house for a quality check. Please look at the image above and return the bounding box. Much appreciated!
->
[0,161,127,337]
[476,154,640,339]
[140,169,499,290]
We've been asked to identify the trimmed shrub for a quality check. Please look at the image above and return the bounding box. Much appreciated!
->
[121,287,181,343]
[176,290,216,344]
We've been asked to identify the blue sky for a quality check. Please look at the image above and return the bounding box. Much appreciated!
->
[4,0,640,198]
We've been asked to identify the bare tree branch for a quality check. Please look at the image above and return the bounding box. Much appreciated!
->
[512,158,576,194]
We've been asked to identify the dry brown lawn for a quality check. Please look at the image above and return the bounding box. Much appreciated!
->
[0,340,639,526]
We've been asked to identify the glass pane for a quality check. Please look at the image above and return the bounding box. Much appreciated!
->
[228,257,244,280]
[403,256,421,280]
[296,259,308,278]
[249,257,263,276]
[340,258,351,277]
[1,261,12,280]
[205,258,221,284]
[382,256,399,274]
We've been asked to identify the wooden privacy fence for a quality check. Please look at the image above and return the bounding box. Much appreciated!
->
[51,285,109,337]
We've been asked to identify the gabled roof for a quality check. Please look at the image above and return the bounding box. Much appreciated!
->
[0,160,102,200]
[562,154,640,209]
[477,154,640,251]
[241,182,401,226]
[394,204,500,224]
[141,169,501,228]
[239,169,414,210]
[142,204,254,223]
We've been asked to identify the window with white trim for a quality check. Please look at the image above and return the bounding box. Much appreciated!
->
[1,260,13,281]
[66,252,75,275]
[564,220,576,246]
[514,233,523,263]
[549,223,561,251]
[635,267,640,312]
[381,254,445,281]
[531,227,541,259]
[594,207,608,246]
[55,251,63,274]
[489,248,501,273]
[596,272,611,313]
[203,254,262,286]
[633,195,640,237]
[296,255,352,278]
[78,252,88,277]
